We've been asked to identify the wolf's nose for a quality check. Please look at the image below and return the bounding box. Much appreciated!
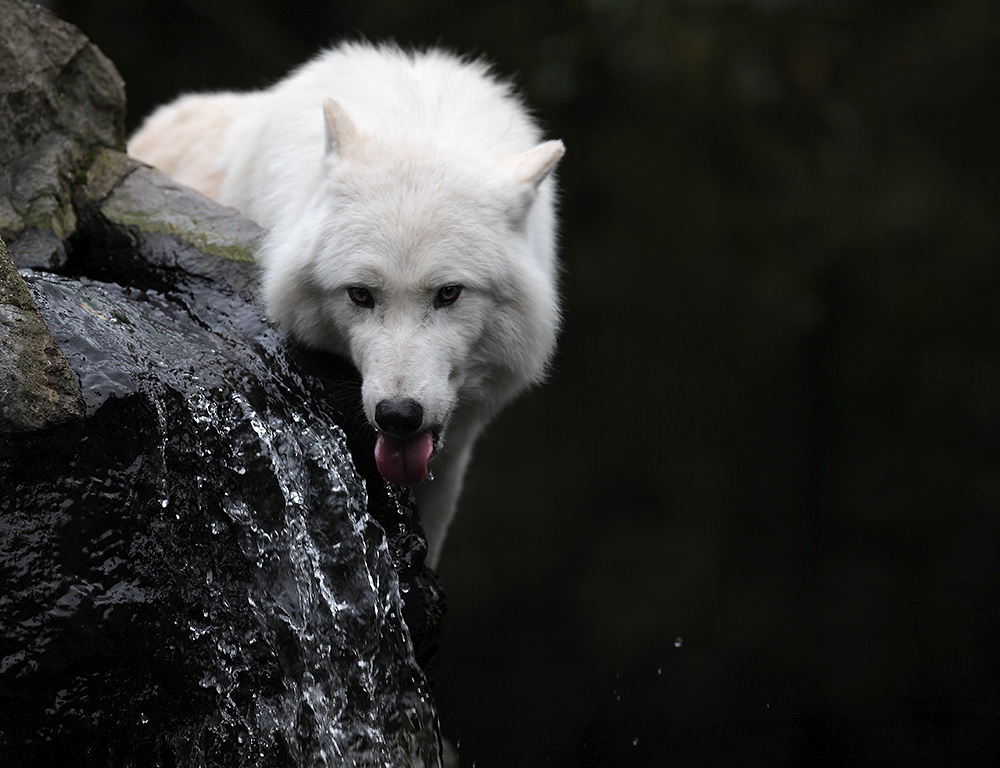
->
[375,398,424,437]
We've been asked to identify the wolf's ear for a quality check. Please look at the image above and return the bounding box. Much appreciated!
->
[508,140,565,190]
[323,98,361,156]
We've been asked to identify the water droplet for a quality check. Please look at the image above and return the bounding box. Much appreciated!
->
[674,636,683,648]
[632,736,639,747]
[657,667,663,675]
[160,498,169,508]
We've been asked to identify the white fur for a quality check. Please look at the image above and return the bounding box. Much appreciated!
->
[128,42,563,567]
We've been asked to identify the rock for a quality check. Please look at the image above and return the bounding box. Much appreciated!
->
[0,236,85,436]
[0,0,125,270]
[72,147,265,290]
[0,1,445,765]
[1,261,442,768]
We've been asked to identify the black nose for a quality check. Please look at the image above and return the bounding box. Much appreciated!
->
[375,398,424,437]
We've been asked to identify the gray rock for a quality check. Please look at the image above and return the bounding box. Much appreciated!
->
[0,236,84,437]
[0,0,126,269]
[72,146,265,294]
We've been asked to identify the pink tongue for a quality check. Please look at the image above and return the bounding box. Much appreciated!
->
[374,430,434,486]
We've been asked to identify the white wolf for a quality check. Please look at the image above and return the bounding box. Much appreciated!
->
[128,42,564,567]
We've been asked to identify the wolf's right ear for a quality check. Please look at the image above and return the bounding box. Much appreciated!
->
[323,98,361,156]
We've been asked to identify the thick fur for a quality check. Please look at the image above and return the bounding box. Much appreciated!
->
[128,42,563,567]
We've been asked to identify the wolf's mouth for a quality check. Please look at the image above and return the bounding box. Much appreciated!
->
[374,429,435,486]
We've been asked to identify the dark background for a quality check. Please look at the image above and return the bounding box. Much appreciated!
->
[49,1,998,765]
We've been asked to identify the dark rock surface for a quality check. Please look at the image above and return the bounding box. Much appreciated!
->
[0,1,444,765]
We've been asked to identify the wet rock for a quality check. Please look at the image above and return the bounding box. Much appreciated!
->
[1,264,442,768]
[0,1,445,765]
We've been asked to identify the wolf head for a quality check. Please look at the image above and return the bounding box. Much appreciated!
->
[261,99,563,486]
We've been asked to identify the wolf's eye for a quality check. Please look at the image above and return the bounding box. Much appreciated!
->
[348,286,375,308]
[434,285,462,308]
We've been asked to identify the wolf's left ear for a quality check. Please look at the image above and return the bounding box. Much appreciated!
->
[323,98,361,156]
[508,140,565,191]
